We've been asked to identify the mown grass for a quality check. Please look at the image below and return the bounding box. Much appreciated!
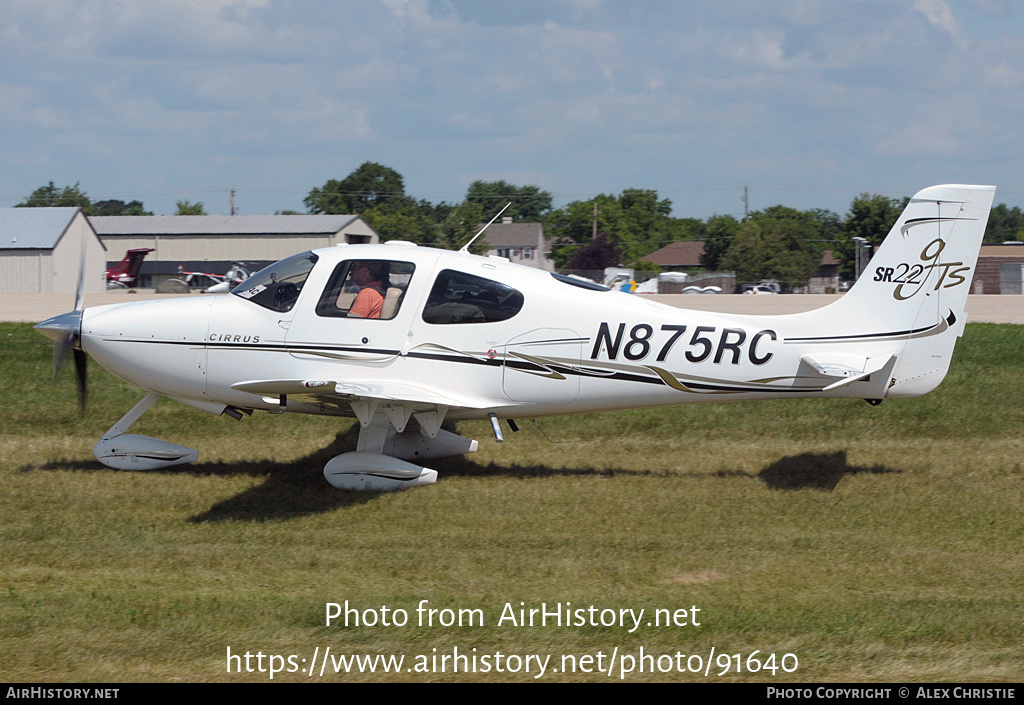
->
[1,322,1022,682]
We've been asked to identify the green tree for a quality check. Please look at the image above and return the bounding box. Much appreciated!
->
[361,208,441,247]
[439,201,486,251]
[175,200,207,215]
[840,193,908,279]
[416,199,456,225]
[91,199,153,216]
[305,162,409,215]
[984,204,1024,244]
[545,195,621,268]
[616,189,675,263]
[845,194,907,243]
[721,212,820,289]
[17,181,91,211]
[721,221,772,282]
[751,205,825,259]
[662,217,706,243]
[700,215,741,270]
[545,189,683,268]
[808,208,842,242]
[305,164,450,244]
[632,258,661,274]
[465,180,553,221]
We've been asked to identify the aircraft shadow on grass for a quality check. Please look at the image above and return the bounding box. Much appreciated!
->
[27,424,900,521]
[25,425,661,522]
[754,451,900,491]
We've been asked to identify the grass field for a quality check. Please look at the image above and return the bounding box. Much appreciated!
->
[1,321,1022,682]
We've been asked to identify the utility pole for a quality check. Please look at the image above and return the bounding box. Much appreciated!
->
[230,188,238,216]
[592,201,598,240]
[743,185,749,221]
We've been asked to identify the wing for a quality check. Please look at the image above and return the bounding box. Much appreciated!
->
[230,378,510,435]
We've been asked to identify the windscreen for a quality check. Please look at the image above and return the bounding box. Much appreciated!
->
[231,251,318,313]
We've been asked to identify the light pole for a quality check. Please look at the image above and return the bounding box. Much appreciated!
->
[852,236,868,281]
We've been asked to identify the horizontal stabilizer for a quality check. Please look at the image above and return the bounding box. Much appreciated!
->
[800,353,897,394]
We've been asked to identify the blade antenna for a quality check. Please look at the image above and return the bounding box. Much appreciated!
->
[460,202,512,254]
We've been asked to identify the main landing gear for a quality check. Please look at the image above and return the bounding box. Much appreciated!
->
[92,393,480,491]
[323,408,478,491]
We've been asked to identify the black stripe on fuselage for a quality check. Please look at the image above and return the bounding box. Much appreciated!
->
[783,312,952,343]
[98,338,822,394]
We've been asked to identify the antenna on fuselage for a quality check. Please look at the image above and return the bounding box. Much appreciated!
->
[459,202,512,254]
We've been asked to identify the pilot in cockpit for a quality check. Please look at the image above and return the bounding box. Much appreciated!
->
[348,260,390,319]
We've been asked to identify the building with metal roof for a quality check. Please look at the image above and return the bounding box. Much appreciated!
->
[0,208,106,294]
[91,214,379,288]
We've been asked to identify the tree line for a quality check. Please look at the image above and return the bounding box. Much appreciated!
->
[17,166,1024,284]
[16,181,208,217]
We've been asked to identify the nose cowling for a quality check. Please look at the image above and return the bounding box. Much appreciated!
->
[78,297,214,400]
[35,308,88,407]
[34,309,83,345]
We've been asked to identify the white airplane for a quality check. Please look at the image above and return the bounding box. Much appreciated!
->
[36,184,995,491]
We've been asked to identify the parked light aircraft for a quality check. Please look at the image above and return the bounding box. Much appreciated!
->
[36,185,994,490]
[106,248,154,289]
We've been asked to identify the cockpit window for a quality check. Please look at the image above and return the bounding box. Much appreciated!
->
[315,259,415,320]
[422,269,524,324]
[232,251,318,312]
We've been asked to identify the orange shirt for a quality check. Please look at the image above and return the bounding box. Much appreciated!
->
[350,286,384,318]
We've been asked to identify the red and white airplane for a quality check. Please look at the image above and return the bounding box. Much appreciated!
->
[37,184,995,490]
[105,248,153,289]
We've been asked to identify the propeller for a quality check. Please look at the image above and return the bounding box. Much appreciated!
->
[34,235,89,410]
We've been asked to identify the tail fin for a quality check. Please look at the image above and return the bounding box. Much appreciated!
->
[803,184,995,398]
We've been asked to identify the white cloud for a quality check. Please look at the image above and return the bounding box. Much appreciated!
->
[913,0,969,46]
[2,1,1024,215]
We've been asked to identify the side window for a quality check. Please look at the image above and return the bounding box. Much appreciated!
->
[232,251,318,313]
[315,259,415,320]
[422,269,524,324]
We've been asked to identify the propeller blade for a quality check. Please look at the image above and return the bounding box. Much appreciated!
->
[74,230,87,312]
[55,328,74,380]
[74,348,88,411]
[35,233,91,409]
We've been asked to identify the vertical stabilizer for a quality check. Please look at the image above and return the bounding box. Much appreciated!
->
[822,185,995,397]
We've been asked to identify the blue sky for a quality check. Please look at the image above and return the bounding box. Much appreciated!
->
[2,0,1023,220]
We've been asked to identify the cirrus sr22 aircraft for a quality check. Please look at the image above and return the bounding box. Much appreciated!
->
[36,184,994,490]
